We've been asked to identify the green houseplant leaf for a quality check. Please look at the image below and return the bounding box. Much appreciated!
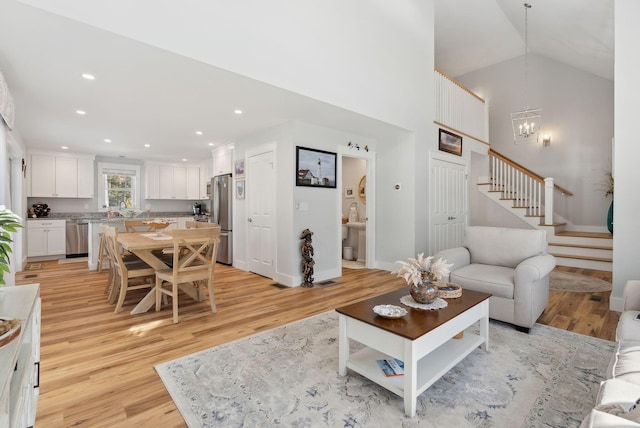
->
[0,206,23,285]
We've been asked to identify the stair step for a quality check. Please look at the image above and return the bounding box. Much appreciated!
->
[549,242,612,251]
[550,253,612,263]
[555,231,612,239]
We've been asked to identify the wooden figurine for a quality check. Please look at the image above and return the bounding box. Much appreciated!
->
[300,228,314,287]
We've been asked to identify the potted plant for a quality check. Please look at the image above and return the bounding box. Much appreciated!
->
[0,206,23,285]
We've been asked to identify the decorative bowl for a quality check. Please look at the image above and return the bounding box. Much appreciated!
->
[121,209,142,218]
[373,304,408,319]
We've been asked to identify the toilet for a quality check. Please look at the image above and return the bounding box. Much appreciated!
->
[342,225,352,260]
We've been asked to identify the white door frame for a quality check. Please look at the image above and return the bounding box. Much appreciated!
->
[245,142,277,279]
[337,146,376,269]
[429,150,469,255]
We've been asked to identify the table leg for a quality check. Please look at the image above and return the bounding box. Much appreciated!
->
[130,287,158,314]
[338,314,349,376]
[480,301,489,351]
[403,340,417,417]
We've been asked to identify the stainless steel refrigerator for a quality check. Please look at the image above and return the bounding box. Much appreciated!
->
[210,174,233,264]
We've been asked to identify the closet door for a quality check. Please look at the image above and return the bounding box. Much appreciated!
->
[430,157,468,254]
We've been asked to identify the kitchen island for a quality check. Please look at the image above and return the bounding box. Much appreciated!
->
[26,212,209,270]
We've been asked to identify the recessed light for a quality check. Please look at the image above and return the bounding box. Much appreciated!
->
[144,144,150,148]
[234,109,243,115]
[104,139,112,143]
[81,73,95,80]
[208,142,215,146]
[182,158,188,162]
[76,110,86,115]
[61,146,68,150]
[195,131,203,135]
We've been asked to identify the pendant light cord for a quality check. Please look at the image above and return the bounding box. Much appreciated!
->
[524,3,531,109]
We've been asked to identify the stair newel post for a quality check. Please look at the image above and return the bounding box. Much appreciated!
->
[544,177,554,225]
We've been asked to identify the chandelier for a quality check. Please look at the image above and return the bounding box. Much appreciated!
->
[512,3,542,144]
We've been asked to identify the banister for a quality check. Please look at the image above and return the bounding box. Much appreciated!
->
[488,149,573,196]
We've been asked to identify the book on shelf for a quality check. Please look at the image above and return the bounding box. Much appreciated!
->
[376,358,404,377]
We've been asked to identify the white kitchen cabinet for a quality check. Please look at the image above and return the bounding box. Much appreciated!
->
[212,148,232,176]
[159,166,187,199]
[200,159,212,199]
[173,166,187,199]
[27,220,66,257]
[145,164,160,199]
[77,158,95,198]
[0,283,41,428]
[54,157,77,197]
[186,167,200,200]
[146,163,200,200]
[29,155,55,197]
[29,152,95,198]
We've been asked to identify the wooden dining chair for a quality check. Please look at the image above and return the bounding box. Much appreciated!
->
[155,227,221,323]
[103,225,156,313]
[124,219,168,233]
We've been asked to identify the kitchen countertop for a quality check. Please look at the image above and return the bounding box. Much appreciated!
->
[26,212,210,222]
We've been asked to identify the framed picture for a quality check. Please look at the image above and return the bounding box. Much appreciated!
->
[438,128,463,156]
[234,159,245,178]
[295,146,337,188]
[344,187,354,198]
[235,179,245,199]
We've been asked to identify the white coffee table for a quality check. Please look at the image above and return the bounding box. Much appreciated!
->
[336,288,490,417]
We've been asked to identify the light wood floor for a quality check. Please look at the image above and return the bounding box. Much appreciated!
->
[14,261,618,427]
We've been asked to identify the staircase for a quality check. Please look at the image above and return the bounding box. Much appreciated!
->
[478,150,613,272]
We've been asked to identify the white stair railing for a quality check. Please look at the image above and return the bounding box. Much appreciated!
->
[488,150,570,225]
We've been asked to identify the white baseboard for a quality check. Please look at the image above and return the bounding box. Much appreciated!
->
[610,295,624,312]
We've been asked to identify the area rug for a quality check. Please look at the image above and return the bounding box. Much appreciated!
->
[549,271,612,292]
[155,311,614,428]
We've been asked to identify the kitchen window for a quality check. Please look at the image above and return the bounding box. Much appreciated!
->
[97,162,140,211]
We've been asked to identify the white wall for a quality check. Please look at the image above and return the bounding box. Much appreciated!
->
[20,0,436,268]
[612,0,640,310]
[20,0,433,133]
[458,54,614,230]
[234,121,379,286]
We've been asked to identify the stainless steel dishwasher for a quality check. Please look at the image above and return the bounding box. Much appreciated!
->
[66,219,89,257]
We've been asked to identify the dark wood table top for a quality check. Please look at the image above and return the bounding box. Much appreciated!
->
[335,287,491,341]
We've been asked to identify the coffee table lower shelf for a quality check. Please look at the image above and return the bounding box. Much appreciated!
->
[345,332,485,398]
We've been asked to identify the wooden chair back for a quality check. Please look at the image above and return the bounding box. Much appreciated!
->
[124,219,153,233]
[169,227,221,277]
[103,224,155,313]
[155,227,221,323]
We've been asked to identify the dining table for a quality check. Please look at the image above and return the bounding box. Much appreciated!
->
[116,231,207,315]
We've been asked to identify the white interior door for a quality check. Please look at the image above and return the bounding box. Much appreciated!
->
[430,157,468,254]
[247,150,275,277]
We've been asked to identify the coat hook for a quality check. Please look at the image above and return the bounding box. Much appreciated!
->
[364,145,369,152]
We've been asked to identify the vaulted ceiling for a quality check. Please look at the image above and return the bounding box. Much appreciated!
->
[0,0,613,162]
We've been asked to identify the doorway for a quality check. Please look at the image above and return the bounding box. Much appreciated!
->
[337,147,375,271]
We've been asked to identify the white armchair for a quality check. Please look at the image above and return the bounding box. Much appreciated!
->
[434,226,555,333]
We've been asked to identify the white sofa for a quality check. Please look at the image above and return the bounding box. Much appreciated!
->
[581,280,640,427]
[434,226,556,332]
